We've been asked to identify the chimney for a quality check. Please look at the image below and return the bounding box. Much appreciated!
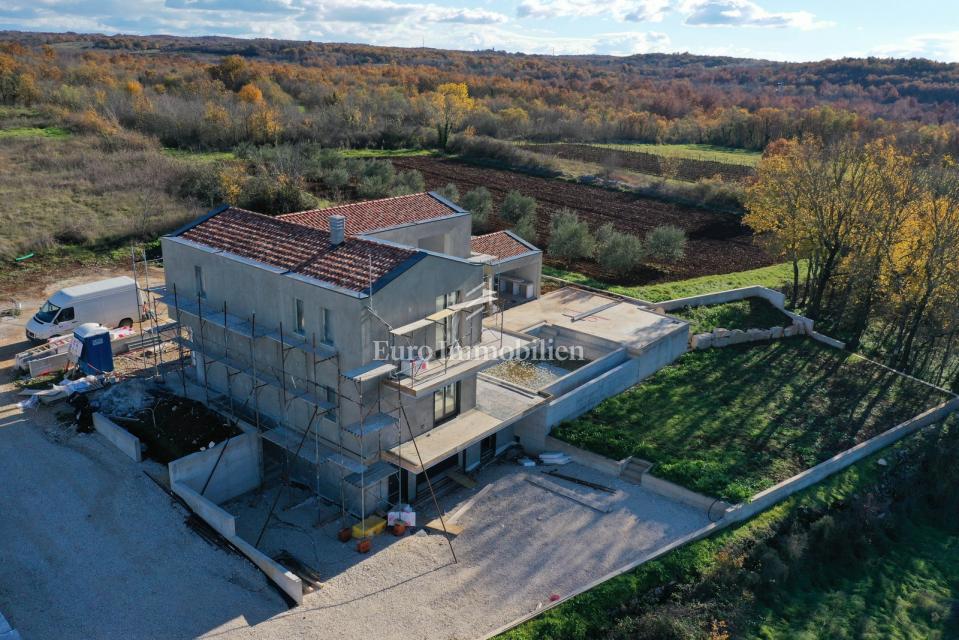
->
[329,215,346,246]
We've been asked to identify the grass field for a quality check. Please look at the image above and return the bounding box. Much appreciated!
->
[0,126,71,139]
[543,262,797,303]
[671,297,791,333]
[339,148,433,158]
[162,148,237,162]
[553,338,948,502]
[0,134,201,265]
[592,142,762,166]
[502,421,959,640]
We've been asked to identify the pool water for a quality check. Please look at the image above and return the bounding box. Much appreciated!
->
[485,357,589,389]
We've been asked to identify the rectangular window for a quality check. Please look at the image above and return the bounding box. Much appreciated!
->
[294,298,305,335]
[194,265,206,299]
[433,381,460,425]
[321,307,333,345]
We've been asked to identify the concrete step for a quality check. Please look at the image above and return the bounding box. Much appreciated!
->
[619,458,653,484]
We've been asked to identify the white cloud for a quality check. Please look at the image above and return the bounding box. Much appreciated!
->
[456,25,671,55]
[871,32,959,62]
[516,0,670,23]
[430,7,509,24]
[680,0,831,29]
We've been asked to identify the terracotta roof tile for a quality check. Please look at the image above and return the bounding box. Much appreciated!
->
[470,231,537,261]
[278,192,461,235]
[178,207,421,293]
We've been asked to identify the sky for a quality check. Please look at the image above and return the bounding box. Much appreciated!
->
[1,0,958,62]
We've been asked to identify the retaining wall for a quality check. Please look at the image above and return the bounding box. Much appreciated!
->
[640,475,730,514]
[169,480,303,604]
[656,285,786,312]
[540,436,630,476]
[725,396,959,524]
[168,432,262,505]
[168,435,303,605]
[92,412,143,462]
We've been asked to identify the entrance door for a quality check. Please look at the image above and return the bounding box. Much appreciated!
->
[480,434,496,465]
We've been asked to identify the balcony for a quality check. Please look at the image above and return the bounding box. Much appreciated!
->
[382,328,534,397]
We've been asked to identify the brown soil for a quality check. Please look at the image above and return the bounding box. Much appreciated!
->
[122,390,240,463]
[392,156,772,283]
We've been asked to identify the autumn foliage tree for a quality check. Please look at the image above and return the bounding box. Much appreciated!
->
[746,136,959,386]
[430,82,474,150]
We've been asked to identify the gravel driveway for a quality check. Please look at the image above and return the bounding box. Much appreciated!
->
[0,380,288,640]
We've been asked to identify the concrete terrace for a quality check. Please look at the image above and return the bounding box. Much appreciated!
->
[384,377,544,473]
[497,287,687,354]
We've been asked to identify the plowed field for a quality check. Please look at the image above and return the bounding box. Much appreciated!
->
[392,156,772,283]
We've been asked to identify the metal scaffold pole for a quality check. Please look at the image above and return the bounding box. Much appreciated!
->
[171,284,188,397]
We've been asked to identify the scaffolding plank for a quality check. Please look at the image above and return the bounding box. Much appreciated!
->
[391,318,433,336]
[262,426,333,465]
[341,361,397,382]
[324,452,367,474]
[342,412,398,437]
[426,308,455,322]
[448,295,496,311]
[343,461,397,488]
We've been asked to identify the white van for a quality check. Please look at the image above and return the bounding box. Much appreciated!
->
[25,276,142,342]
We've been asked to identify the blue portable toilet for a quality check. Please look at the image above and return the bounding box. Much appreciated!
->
[72,323,114,375]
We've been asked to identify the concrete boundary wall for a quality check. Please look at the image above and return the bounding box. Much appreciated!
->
[725,396,959,524]
[656,285,786,312]
[809,331,846,350]
[170,480,303,605]
[93,412,142,462]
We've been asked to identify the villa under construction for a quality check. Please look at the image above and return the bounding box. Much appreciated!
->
[158,191,688,521]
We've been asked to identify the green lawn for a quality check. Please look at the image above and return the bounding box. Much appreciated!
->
[162,148,238,162]
[671,297,791,334]
[553,338,948,502]
[543,262,798,303]
[0,126,71,139]
[591,143,762,166]
[502,422,959,640]
[338,148,433,158]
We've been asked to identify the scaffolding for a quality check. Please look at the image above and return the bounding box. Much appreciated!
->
[135,252,506,563]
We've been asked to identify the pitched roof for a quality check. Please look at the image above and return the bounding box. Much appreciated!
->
[278,192,463,236]
[470,230,539,261]
[176,207,423,294]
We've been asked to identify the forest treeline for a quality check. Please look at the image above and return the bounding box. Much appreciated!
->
[4,32,959,153]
